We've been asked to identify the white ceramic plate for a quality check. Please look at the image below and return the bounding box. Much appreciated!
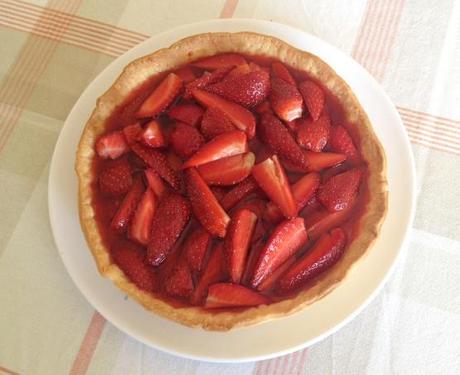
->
[48,19,415,362]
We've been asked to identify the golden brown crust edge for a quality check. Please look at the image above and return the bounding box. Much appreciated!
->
[75,32,388,331]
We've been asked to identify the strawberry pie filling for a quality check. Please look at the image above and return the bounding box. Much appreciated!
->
[91,53,369,309]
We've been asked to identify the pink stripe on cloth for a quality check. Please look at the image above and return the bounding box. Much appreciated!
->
[69,312,107,375]
[220,0,239,18]
[0,366,20,375]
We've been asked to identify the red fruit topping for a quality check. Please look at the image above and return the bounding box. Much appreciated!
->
[277,228,346,293]
[129,189,157,245]
[255,100,272,115]
[250,218,308,289]
[122,122,143,144]
[271,61,296,85]
[197,152,255,186]
[168,104,204,127]
[298,80,325,121]
[141,120,166,148]
[205,283,269,308]
[221,176,259,210]
[317,168,362,211]
[258,256,296,292]
[183,227,211,274]
[225,63,251,79]
[211,186,226,203]
[175,66,196,83]
[235,198,267,218]
[169,122,205,159]
[252,155,297,219]
[241,240,264,285]
[225,209,258,283]
[200,107,236,140]
[137,73,183,118]
[296,114,331,152]
[164,259,194,299]
[146,193,191,266]
[184,67,233,99]
[193,53,247,70]
[304,207,352,241]
[99,157,133,196]
[144,168,166,198]
[184,168,230,238]
[269,77,303,121]
[96,130,128,159]
[111,177,145,232]
[305,151,346,172]
[329,125,359,162]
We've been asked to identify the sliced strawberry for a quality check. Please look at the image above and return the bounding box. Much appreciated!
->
[271,61,296,85]
[298,80,325,121]
[284,119,300,133]
[258,256,296,292]
[130,143,180,190]
[112,243,156,292]
[183,227,211,274]
[111,177,145,232]
[96,130,128,159]
[234,198,267,218]
[129,189,157,245]
[207,70,270,108]
[192,89,256,138]
[167,152,183,171]
[225,209,258,283]
[252,155,297,219]
[184,168,230,238]
[197,152,255,186]
[164,259,194,299]
[122,122,143,144]
[99,157,133,196]
[248,61,265,72]
[168,104,204,127]
[191,242,227,304]
[255,100,272,115]
[144,168,166,198]
[169,122,205,159]
[146,192,191,266]
[317,168,362,211]
[211,186,226,203]
[305,151,346,172]
[258,112,309,169]
[184,67,233,99]
[205,283,269,308]
[137,73,183,118]
[265,172,320,223]
[193,53,247,70]
[304,207,352,240]
[175,66,196,83]
[250,218,308,289]
[329,125,359,162]
[221,176,259,210]
[296,114,331,152]
[182,130,247,169]
[200,107,236,140]
[241,240,264,285]
[277,228,346,293]
[270,77,303,122]
[141,120,166,148]
[225,63,251,80]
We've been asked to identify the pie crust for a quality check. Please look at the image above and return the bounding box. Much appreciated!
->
[75,32,388,331]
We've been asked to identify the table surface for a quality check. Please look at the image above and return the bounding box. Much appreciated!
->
[1,0,459,374]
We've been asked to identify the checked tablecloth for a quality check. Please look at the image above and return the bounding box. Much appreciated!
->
[1,0,460,374]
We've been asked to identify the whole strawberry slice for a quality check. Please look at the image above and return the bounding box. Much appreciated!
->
[99,157,133,196]
[144,168,166,198]
[112,243,156,292]
[164,259,194,299]
[192,53,247,70]
[147,192,191,266]
[277,228,346,293]
[258,112,309,170]
[280,151,346,173]
[250,218,308,289]
[329,125,359,162]
[258,256,296,292]
[252,155,297,219]
[221,176,259,210]
[129,188,157,245]
[271,61,296,85]
[225,209,258,283]
[168,103,204,127]
[200,107,236,140]
[96,130,128,159]
[197,152,255,186]
[183,227,211,274]
[184,67,232,99]
[304,207,351,241]
[296,114,331,152]
[269,77,303,122]
[317,168,362,211]
[182,130,247,169]
[205,283,270,308]
[141,120,166,148]
[169,122,205,159]
[184,168,230,238]
[111,177,145,232]
[192,89,256,139]
[298,80,325,121]
[207,70,270,108]
[137,73,183,118]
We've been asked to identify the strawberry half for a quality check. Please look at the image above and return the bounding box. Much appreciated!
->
[277,228,346,293]
[141,120,166,148]
[200,107,236,140]
[252,155,297,219]
[221,176,259,210]
[192,89,256,139]
[329,125,359,162]
[250,217,308,289]
[258,112,309,170]
[183,227,211,274]
[129,188,157,245]
[280,151,346,173]
[193,53,247,70]
[137,73,183,118]
[269,77,303,122]
[304,207,352,241]
[298,80,325,121]
[225,63,251,80]
[271,61,296,85]
[317,168,362,211]
[169,122,205,159]
[111,177,145,232]
[164,259,194,299]
[197,152,255,186]
[225,208,258,283]
[296,114,331,152]
[205,283,269,308]
[175,66,196,83]
[258,256,296,292]
[168,104,204,127]
[184,168,230,238]
[207,70,270,108]
[182,130,247,169]
[146,192,191,266]
[184,67,232,99]
[96,130,129,159]
[144,168,166,198]
[99,157,133,196]
[122,122,143,144]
